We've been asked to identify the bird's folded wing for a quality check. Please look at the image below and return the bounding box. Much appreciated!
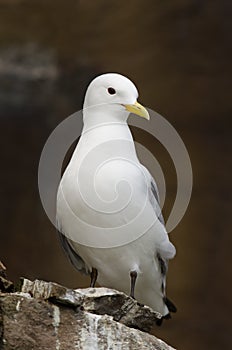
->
[141,165,176,260]
[57,224,89,275]
[150,180,165,226]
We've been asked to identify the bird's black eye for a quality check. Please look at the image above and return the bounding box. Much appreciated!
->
[107,87,116,95]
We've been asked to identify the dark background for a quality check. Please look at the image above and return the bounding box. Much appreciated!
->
[0,1,231,349]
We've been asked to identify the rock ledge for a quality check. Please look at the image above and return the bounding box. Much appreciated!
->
[0,275,175,349]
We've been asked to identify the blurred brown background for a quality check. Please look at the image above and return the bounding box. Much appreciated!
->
[0,0,231,349]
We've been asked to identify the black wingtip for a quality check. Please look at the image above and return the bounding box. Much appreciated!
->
[156,297,177,326]
[164,297,177,313]
[156,318,163,326]
[156,313,171,326]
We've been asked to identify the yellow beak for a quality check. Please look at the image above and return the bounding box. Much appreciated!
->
[124,101,150,120]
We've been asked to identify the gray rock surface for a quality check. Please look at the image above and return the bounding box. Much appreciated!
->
[21,278,162,332]
[0,275,175,349]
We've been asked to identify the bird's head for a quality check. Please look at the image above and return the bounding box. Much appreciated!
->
[83,73,149,123]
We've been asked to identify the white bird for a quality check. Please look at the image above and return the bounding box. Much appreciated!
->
[56,73,176,324]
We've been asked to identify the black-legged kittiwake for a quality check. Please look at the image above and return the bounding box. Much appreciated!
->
[56,73,177,324]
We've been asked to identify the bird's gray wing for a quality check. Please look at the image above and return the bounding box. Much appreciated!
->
[145,169,177,314]
[58,230,89,275]
[150,179,165,226]
[141,165,176,260]
[140,165,164,225]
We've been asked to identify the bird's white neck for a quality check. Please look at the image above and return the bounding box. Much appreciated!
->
[76,107,138,162]
[82,104,129,132]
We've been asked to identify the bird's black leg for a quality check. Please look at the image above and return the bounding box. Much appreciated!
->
[90,267,98,287]
[130,270,137,299]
